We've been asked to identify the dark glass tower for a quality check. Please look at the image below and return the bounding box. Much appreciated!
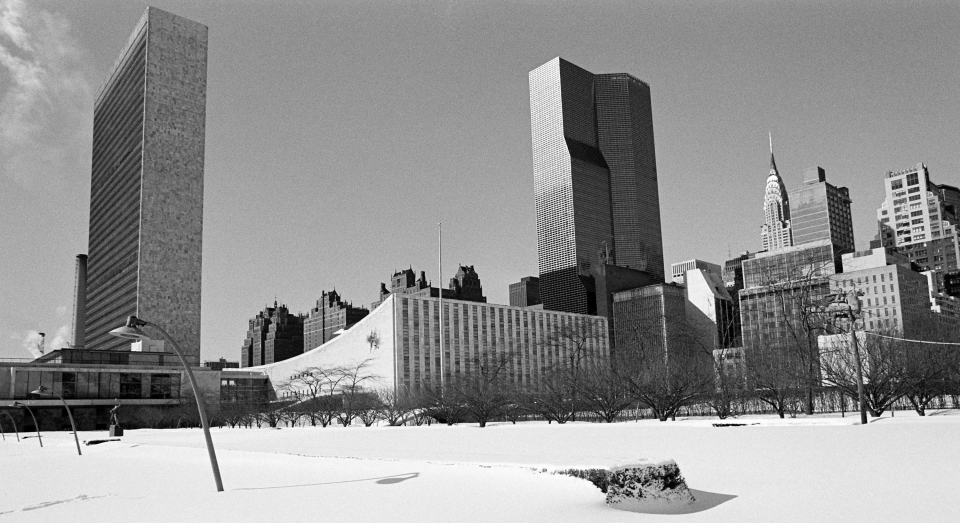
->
[529,58,663,315]
[84,8,207,363]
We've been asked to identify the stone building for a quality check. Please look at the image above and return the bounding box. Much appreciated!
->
[371,266,487,309]
[82,8,208,363]
[303,290,369,350]
[240,302,304,367]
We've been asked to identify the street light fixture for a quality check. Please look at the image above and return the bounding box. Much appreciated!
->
[824,290,868,426]
[1,410,19,441]
[31,386,81,455]
[110,315,224,492]
[12,402,42,446]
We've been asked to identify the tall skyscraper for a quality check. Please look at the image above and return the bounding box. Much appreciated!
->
[529,57,663,315]
[875,162,960,293]
[84,8,208,363]
[760,135,792,252]
[791,166,855,252]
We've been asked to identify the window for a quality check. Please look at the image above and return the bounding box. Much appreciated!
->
[119,373,142,399]
[891,179,903,190]
[908,187,920,194]
[909,195,922,201]
[907,173,919,186]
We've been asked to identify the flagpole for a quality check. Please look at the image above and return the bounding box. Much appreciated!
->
[439,222,444,390]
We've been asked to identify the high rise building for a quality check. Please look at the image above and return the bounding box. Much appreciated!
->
[790,167,855,252]
[760,136,792,252]
[241,302,304,368]
[509,276,541,307]
[371,267,487,309]
[529,57,663,315]
[875,163,960,294]
[83,8,207,363]
[303,290,369,350]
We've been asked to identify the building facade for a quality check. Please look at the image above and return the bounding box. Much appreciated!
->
[509,276,541,307]
[240,302,304,368]
[372,267,487,309]
[760,139,793,252]
[84,8,208,363]
[246,294,609,395]
[790,167,855,252]
[670,259,721,286]
[529,57,663,315]
[303,290,369,350]
[875,163,960,294]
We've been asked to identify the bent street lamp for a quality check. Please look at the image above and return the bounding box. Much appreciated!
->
[31,386,81,455]
[12,402,42,446]
[1,410,19,441]
[110,315,224,492]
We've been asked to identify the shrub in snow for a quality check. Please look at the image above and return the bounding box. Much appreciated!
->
[605,459,695,511]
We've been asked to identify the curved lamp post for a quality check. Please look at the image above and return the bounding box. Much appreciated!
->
[31,386,81,455]
[12,402,42,446]
[110,315,223,492]
[1,410,19,441]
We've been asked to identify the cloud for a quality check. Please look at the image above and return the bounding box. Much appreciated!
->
[56,305,68,317]
[0,0,92,189]
[47,323,71,351]
[20,329,44,358]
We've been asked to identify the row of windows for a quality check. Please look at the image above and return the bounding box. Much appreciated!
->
[9,371,180,400]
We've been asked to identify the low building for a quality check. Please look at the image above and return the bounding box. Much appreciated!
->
[0,348,221,431]
[245,293,609,396]
[202,358,240,371]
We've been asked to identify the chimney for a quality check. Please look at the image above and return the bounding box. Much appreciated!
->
[72,254,87,348]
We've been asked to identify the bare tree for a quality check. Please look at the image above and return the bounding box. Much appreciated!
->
[575,357,633,423]
[820,329,905,417]
[451,352,515,428]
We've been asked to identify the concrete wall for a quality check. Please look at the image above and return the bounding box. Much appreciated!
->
[248,295,397,394]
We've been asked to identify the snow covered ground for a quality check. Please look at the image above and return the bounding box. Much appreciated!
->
[2,411,958,522]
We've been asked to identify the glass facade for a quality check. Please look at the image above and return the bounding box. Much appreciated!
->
[530,58,662,315]
[790,167,855,252]
[7,369,180,400]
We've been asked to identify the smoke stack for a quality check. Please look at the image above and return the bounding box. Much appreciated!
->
[38,332,45,355]
[72,254,87,348]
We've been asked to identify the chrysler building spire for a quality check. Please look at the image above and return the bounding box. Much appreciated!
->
[760,133,792,251]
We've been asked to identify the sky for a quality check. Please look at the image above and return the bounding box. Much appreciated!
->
[1,0,958,362]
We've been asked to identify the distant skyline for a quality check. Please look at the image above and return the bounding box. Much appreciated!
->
[2,1,958,361]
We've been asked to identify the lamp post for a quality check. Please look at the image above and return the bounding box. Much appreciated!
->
[110,315,224,492]
[1,410,19,441]
[31,386,81,455]
[12,402,42,446]
[825,290,868,425]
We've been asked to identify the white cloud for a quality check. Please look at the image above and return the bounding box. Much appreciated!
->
[56,305,68,317]
[47,323,71,351]
[19,329,44,358]
[0,0,92,189]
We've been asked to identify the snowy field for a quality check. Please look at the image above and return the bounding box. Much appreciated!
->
[2,411,958,522]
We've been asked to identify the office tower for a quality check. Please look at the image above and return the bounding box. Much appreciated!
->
[760,136,792,251]
[509,276,541,307]
[875,163,960,293]
[670,259,721,286]
[529,57,662,315]
[791,167,855,252]
[241,302,304,368]
[84,8,207,363]
[303,290,369,350]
